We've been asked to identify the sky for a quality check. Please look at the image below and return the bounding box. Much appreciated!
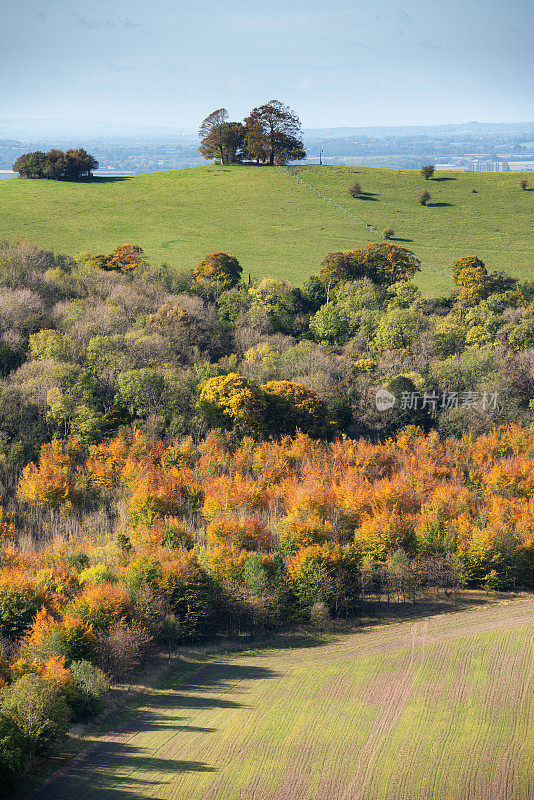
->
[1,0,533,133]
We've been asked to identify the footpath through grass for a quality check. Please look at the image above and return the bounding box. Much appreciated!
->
[1,165,532,294]
[26,596,534,800]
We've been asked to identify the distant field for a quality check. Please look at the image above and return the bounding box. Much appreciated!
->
[29,598,534,800]
[1,165,532,294]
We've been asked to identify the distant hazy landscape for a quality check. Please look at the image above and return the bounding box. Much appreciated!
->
[2,120,534,175]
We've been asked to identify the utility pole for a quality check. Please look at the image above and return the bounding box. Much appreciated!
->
[319,149,323,165]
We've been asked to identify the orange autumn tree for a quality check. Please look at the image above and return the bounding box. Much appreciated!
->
[192,252,242,290]
[0,507,16,541]
[68,583,132,632]
[18,440,84,508]
[88,244,147,274]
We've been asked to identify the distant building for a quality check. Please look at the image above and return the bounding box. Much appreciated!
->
[463,158,507,172]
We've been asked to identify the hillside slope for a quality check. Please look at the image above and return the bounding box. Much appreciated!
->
[1,165,532,293]
[27,598,534,800]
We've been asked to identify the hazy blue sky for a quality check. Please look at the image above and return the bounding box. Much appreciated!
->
[2,0,533,131]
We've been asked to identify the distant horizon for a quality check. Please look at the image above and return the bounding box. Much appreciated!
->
[2,117,534,142]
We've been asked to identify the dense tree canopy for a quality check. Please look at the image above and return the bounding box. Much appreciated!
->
[199,101,306,165]
[13,149,98,180]
[198,109,246,164]
[318,242,421,290]
[192,252,242,290]
[87,244,148,274]
[243,101,306,165]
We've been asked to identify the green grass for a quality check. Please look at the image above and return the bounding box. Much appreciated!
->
[1,165,532,294]
[28,598,534,800]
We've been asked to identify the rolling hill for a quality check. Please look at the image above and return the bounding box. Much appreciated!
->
[26,598,534,800]
[1,165,532,294]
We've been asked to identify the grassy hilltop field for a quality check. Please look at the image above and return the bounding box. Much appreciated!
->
[27,599,534,800]
[1,165,532,294]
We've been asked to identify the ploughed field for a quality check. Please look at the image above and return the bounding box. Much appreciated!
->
[30,598,534,800]
[1,165,532,293]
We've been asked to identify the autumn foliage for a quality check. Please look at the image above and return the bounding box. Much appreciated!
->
[0,424,533,782]
[318,242,421,287]
[192,252,242,289]
[87,244,148,274]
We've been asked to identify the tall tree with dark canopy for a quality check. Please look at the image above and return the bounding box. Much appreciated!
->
[244,100,306,165]
[199,108,230,164]
[216,122,246,163]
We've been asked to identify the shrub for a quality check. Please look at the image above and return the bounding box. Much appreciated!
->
[35,564,80,598]
[70,660,109,718]
[319,242,420,289]
[452,255,487,283]
[79,564,115,586]
[12,149,98,180]
[348,181,362,197]
[418,190,431,206]
[421,165,435,180]
[452,256,491,304]
[520,179,527,190]
[88,244,147,274]
[161,518,195,550]
[382,227,394,240]
[287,545,360,616]
[279,514,335,553]
[156,554,219,640]
[96,622,153,681]
[2,673,70,760]
[18,440,83,508]
[0,712,26,785]
[309,601,331,628]
[484,569,507,591]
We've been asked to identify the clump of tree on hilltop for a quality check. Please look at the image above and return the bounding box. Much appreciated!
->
[12,149,99,180]
[199,101,306,165]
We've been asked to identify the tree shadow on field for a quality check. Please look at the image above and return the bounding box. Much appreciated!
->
[29,662,279,800]
[391,236,413,242]
[428,201,453,207]
[348,589,522,633]
[25,590,525,800]
[432,176,456,182]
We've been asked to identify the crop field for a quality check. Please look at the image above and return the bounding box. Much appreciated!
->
[29,598,534,800]
[1,165,532,294]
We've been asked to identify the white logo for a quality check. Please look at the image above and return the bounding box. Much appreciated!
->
[375,389,396,411]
